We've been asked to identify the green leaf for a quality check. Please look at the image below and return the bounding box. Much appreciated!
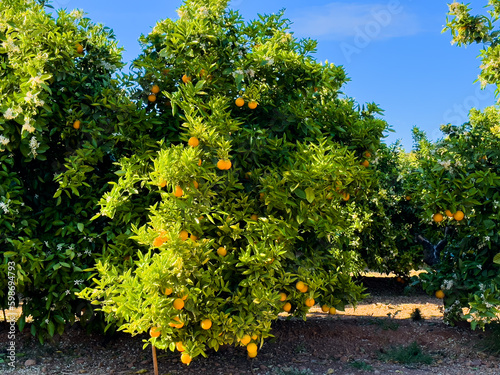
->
[48,321,55,337]
[77,223,84,232]
[3,251,16,258]
[493,253,500,265]
[305,187,315,203]
[294,188,306,200]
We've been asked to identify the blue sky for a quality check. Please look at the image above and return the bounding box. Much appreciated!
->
[50,0,496,150]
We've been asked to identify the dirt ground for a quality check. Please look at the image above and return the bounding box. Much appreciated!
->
[1,274,500,375]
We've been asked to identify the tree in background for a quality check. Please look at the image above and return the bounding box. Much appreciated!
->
[0,0,149,342]
[79,0,388,363]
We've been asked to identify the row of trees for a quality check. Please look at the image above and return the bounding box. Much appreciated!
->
[0,0,499,364]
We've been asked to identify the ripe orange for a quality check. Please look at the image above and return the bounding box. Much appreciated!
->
[176,342,185,352]
[240,334,251,346]
[151,84,160,94]
[188,137,199,147]
[179,230,189,241]
[180,353,192,365]
[405,195,411,201]
[250,214,258,221]
[321,305,329,313]
[235,97,245,107]
[201,319,212,330]
[76,43,84,54]
[173,298,185,310]
[251,334,258,340]
[217,247,227,257]
[248,350,257,358]
[159,179,166,188]
[181,293,189,301]
[163,287,173,295]
[153,236,165,247]
[453,210,464,221]
[433,213,444,223]
[248,101,258,109]
[342,192,350,201]
[73,120,81,130]
[300,285,308,293]
[182,74,191,84]
[193,181,199,189]
[150,327,161,338]
[364,151,371,158]
[361,160,369,168]
[283,302,292,312]
[198,158,202,166]
[445,210,454,217]
[296,281,305,291]
[247,343,257,353]
[435,290,445,299]
[329,307,336,315]
[148,94,156,102]
[279,292,287,302]
[169,317,184,328]
[190,234,198,242]
[174,185,183,197]
[224,160,232,170]
[217,159,232,170]
[305,298,315,307]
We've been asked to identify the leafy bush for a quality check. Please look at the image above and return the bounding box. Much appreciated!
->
[79,0,388,364]
[379,341,433,365]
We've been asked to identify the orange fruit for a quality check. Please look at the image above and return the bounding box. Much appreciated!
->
[150,327,161,338]
[153,236,165,247]
[159,179,166,188]
[240,335,251,346]
[259,193,265,200]
[148,94,156,102]
[73,120,81,130]
[329,307,336,315]
[162,68,170,75]
[173,298,184,310]
[201,319,212,330]
[176,342,185,352]
[181,293,188,301]
[169,317,184,329]
[182,74,191,84]
[435,290,445,299]
[179,230,189,241]
[190,234,198,242]
[251,334,258,340]
[453,210,464,221]
[151,84,160,94]
[224,160,232,170]
[180,353,191,365]
[364,151,371,158]
[342,192,350,201]
[248,101,258,109]
[174,185,183,197]
[217,159,232,170]
[188,137,199,147]
[445,210,454,217]
[217,247,227,257]
[247,343,258,353]
[283,302,292,312]
[296,281,305,291]
[279,292,287,302]
[361,160,369,168]
[305,298,315,307]
[76,43,84,54]
[248,350,257,358]
[235,97,245,107]
[433,213,444,223]
[405,195,411,201]
[193,181,199,189]
[198,159,202,166]
[163,287,173,296]
[321,305,329,313]
[300,285,308,293]
[250,214,258,221]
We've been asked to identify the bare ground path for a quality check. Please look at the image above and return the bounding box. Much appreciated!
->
[1,275,499,375]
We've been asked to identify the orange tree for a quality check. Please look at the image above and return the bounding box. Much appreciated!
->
[355,141,424,277]
[79,0,388,363]
[0,0,151,342]
[407,1,500,328]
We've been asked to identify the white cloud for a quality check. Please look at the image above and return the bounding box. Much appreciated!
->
[289,2,420,41]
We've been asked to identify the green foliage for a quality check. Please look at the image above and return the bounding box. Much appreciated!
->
[349,360,374,371]
[79,0,387,363]
[379,341,433,365]
[0,0,149,342]
[412,108,500,328]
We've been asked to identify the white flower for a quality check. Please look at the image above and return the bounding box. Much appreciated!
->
[74,279,84,286]
[65,290,71,295]
[245,69,255,78]
[29,136,40,157]
[25,91,35,102]
[177,9,187,18]
[57,243,64,250]
[70,9,84,19]
[84,249,92,256]
[3,108,16,120]
[28,75,43,86]
[477,264,482,270]
[485,236,490,242]
[22,118,36,134]
[264,57,274,65]
[0,201,9,214]
[44,319,50,324]
[0,135,10,146]
[198,6,209,16]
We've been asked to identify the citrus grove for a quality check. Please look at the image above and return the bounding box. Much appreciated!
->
[1,0,500,366]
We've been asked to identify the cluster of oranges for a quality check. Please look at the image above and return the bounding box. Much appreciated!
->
[433,210,464,223]
[235,97,258,109]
